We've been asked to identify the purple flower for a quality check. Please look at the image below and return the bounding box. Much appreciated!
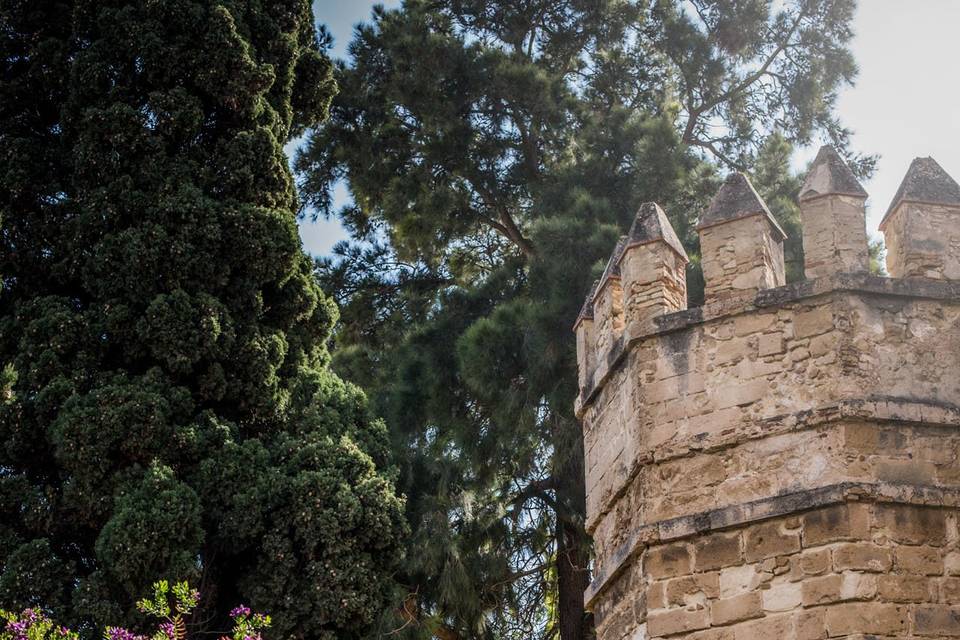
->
[8,620,28,640]
[229,606,251,619]
[159,622,176,640]
[105,626,145,640]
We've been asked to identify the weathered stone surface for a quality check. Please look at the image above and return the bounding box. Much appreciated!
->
[646,606,710,637]
[823,602,909,635]
[645,542,693,579]
[895,546,942,576]
[694,532,742,571]
[744,520,801,562]
[709,592,762,626]
[912,604,960,636]
[833,543,893,573]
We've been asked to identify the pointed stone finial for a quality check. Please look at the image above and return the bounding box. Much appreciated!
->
[573,281,598,330]
[881,157,960,279]
[798,146,869,277]
[881,157,960,226]
[592,237,627,357]
[698,173,786,303]
[698,172,787,240]
[617,203,688,325]
[574,280,599,391]
[597,236,627,289]
[620,202,689,263]
[799,145,868,202]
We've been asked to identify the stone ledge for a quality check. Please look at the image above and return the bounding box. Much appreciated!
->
[576,272,960,417]
[584,481,960,610]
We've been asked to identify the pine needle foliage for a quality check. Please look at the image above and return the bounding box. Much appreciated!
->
[297,1,870,638]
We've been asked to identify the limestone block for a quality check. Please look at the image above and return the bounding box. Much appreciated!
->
[832,543,893,573]
[761,580,802,612]
[645,542,693,580]
[797,548,831,577]
[801,503,869,546]
[664,573,720,607]
[693,532,743,572]
[872,503,947,546]
[795,608,827,640]
[877,574,933,602]
[823,602,909,636]
[709,591,762,626]
[646,606,710,637]
[895,546,943,576]
[744,520,801,561]
[941,577,960,603]
[730,612,794,638]
[912,604,960,635]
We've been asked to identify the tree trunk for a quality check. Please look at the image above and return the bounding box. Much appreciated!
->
[555,418,594,640]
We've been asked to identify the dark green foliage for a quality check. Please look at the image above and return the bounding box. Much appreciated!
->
[0,2,405,639]
[298,1,868,638]
[750,132,807,283]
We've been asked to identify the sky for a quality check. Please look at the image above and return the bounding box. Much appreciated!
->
[298,0,960,255]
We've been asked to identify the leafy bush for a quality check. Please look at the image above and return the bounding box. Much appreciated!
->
[1,582,267,640]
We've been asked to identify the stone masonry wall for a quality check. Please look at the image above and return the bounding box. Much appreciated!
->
[621,245,688,322]
[596,500,960,639]
[883,201,960,280]
[699,214,786,303]
[799,194,869,279]
[575,150,960,639]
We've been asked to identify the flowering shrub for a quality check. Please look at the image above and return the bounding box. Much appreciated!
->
[0,609,78,640]
[1,582,269,640]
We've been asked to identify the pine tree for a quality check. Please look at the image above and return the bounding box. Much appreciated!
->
[0,2,406,638]
[296,1,869,638]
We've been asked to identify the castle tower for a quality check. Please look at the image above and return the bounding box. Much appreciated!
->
[576,150,960,640]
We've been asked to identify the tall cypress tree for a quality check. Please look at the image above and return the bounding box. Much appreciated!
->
[0,2,405,638]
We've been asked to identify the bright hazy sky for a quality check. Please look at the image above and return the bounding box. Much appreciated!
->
[299,0,960,256]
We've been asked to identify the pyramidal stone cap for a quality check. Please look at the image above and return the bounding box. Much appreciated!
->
[880,156,960,229]
[697,172,787,239]
[591,236,627,300]
[599,236,627,282]
[574,280,599,329]
[617,202,689,264]
[799,145,868,201]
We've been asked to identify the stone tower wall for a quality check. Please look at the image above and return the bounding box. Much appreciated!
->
[575,150,960,639]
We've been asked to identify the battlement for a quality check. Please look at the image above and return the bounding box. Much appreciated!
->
[576,149,960,640]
